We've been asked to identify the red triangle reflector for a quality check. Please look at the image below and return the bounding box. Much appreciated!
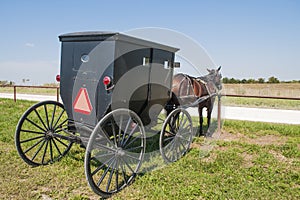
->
[73,88,93,115]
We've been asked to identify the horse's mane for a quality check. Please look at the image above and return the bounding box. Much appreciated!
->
[197,70,218,82]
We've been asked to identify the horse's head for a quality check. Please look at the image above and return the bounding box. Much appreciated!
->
[206,66,222,91]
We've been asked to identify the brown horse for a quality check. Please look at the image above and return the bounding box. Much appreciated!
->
[167,66,222,136]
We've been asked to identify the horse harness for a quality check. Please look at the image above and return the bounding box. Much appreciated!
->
[172,74,217,108]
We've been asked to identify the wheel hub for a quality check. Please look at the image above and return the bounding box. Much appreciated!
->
[45,130,54,140]
[115,147,125,157]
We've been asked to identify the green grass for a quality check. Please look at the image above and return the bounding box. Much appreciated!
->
[0,86,58,96]
[223,96,300,110]
[0,99,299,199]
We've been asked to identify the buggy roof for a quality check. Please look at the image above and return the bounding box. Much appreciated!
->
[59,31,179,53]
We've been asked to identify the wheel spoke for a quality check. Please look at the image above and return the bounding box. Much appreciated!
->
[121,123,138,147]
[163,135,175,143]
[178,113,184,127]
[21,129,45,135]
[54,118,68,132]
[125,145,143,152]
[49,139,54,162]
[178,134,191,142]
[120,157,135,174]
[23,138,45,154]
[124,153,141,161]
[92,156,114,176]
[123,134,140,149]
[164,129,176,136]
[50,104,57,129]
[25,118,47,132]
[96,157,115,187]
[118,115,123,146]
[52,109,65,129]
[34,109,48,131]
[111,119,117,147]
[41,140,49,164]
[31,140,46,161]
[94,151,115,159]
[20,135,44,143]
[52,138,62,157]
[179,117,188,129]
[54,137,68,148]
[178,139,187,153]
[121,118,132,145]
[94,143,116,153]
[115,158,119,191]
[44,104,50,129]
[120,160,128,185]
[106,159,116,192]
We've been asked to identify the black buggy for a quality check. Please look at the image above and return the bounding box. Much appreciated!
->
[15,32,195,197]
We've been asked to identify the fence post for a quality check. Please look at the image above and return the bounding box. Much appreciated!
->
[14,86,17,102]
[217,94,221,133]
[56,87,59,102]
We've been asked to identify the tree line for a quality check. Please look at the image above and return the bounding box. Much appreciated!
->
[0,80,15,85]
[222,76,300,84]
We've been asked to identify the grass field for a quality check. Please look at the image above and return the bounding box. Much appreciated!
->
[0,99,299,199]
[223,83,300,110]
[0,86,58,96]
[223,83,300,97]
[223,96,300,110]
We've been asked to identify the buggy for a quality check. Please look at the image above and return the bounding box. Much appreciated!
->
[15,32,195,197]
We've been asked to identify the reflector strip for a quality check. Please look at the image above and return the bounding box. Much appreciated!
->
[73,88,93,115]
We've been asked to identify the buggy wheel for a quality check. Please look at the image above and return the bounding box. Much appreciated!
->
[15,101,72,166]
[85,109,146,198]
[160,108,194,163]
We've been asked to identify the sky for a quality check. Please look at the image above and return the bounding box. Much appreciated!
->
[0,0,299,84]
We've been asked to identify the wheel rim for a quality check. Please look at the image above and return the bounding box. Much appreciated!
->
[15,101,72,166]
[160,108,193,163]
[85,109,145,197]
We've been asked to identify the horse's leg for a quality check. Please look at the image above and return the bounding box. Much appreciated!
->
[206,101,214,136]
[206,107,212,136]
[198,105,203,136]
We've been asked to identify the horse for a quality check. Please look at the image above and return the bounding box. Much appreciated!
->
[167,66,222,136]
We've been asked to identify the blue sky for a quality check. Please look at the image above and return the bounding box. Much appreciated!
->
[0,0,299,84]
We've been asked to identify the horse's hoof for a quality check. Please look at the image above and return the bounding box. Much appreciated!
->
[198,132,205,137]
[205,131,213,137]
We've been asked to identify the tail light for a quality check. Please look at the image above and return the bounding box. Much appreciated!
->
[103,76,114,91]
[56,75,60,82]
[103,76,111,86]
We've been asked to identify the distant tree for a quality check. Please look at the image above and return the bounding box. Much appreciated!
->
[267,76,280,83]
[229,78,237,83]
[291,80,300,83]
[258,78,265,83]
[222,77,229,83]
[0,80,8,85]
[219,76,299,84]
[247,78,256,83]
